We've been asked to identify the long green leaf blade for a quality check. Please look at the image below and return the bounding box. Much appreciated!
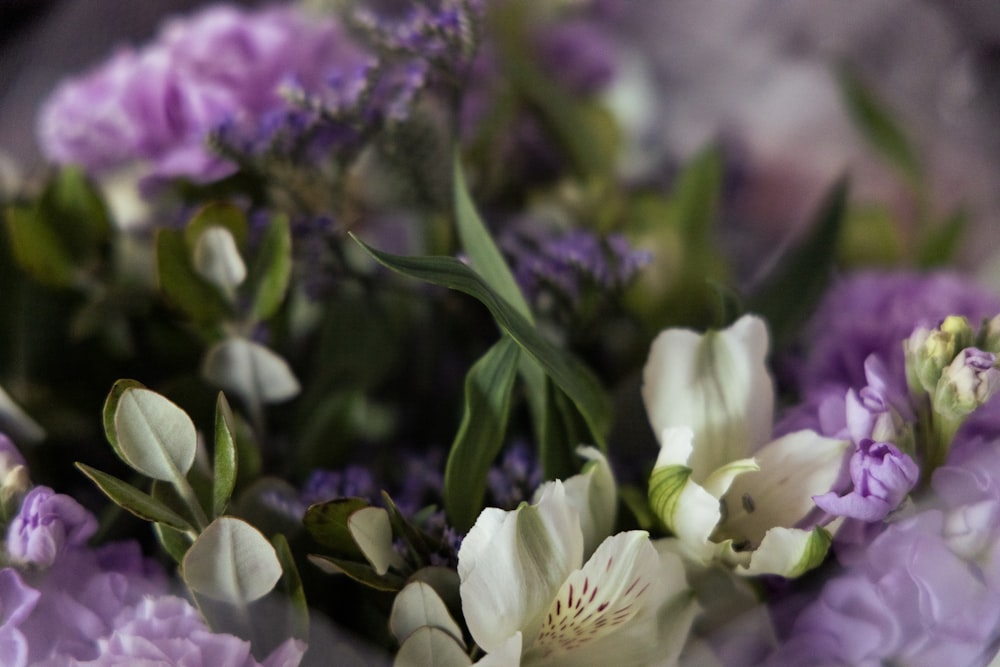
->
[351,236,613,448]
[444,336,520,531]
[213,392,238,517]
[75,463,194,532]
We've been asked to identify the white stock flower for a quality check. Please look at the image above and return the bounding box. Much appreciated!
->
[642,315,849,577]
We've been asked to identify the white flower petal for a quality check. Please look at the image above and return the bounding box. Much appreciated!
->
[458,483,583,653]
[474,633,522,667]
[559,447,618,558]
[525,531,660,662]
[738,526,832,578]
[715,430,849,548]
[649,464,720,551]
[642,315,774,480]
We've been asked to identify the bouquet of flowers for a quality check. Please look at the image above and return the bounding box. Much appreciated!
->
[3,1,1000,665]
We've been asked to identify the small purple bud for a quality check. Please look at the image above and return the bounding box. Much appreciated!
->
[813,439,919,522]
[6,487,98,568]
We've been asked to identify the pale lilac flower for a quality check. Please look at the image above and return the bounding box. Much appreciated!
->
[0,568,39,667]
[813,439,918,522]
[6,486,97,568]
[81,595,305,667]
[794,271,1000,395]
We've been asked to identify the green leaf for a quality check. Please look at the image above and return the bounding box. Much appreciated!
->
[838,204,903,267]
[75,463,194,532]
[201,337,301,405]
[351,236,613,448]
[213,393,238,518]
[183,201,249,250]
[672,146,723,247]
[540,380,590,480]
[42,166,111,254]
[153,521,193,563]
[192,226,246,289]
[307,554,405,592]
[918,208,967,268]
[746,177,848,348]
[182,516,282,604]
[247,214,292,321]
[113,386,197,482]
[103,379,147,464]
[444,336,520,531]
[303,497,370,560]
[380,492,431,566]
[272,533,310,641]
[452,152,532,322]
[349,506,406,575]
[4,204,78,287]
[156,228,231,325]
[837,66,921,187]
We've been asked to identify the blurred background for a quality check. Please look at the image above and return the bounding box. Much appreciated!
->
[3,0,1000,269]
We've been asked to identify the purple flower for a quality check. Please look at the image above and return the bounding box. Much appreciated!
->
[0,569,39,667]
[844,355,913,446]
[793,271,1000,396]
[486,440,543,509]
[6,486,97,568]
[813,439,918,522]
[534,19,618,95]
[82,595,305,667]
[301,466,378,506]
[37,4,366,182]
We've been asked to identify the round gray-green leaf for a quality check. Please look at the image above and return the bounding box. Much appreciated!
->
[114,387,197,482]
[182,516,282,604]
[201,338,300,404]
[193,226,247,289]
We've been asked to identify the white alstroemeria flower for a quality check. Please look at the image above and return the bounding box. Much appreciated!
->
[458,483,696,667]
[532,446,617,557]
[642,315,850,577]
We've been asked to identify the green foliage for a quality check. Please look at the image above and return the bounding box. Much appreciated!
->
[351,236,614,450]
[75,463,194,532]
[213,393,238,517]
[443,336,521,532]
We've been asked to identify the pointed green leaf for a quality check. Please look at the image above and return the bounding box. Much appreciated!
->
[42,166,110,253]
[156,228,231,324]
[540,380,592,480]
[75,463,194,532]
[351,237,613,448]
[153,521,193,563]
[837,66,921,187]
[307,554,405,591]
[747,177,848,347]
[444,336,520,531]
[453,152,532,322]
[303,498,370,560]
[182,517,282,604]
[273,533,310,641]
[213,393,238,517]
[381,492,431,565]
[247,214,292,320]
[113,387,197,482]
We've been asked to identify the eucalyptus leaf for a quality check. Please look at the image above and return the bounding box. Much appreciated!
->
[193,226,247,289]
[247,213,292,321]
[444,336,520,531]
[394,627,472,667]
[307,554,405,592]
[213,392,238,517]
[75,463,194,532]
[156,228,232,325]
[380,492,432,565]
[113,387,197,482]
[303,497,370,560]
[389,582,465,647]
[102,379,146,463]
[351,237,613,448]
[182,516,282,604]
[201,337,301,405]
[273,533,310,641]
[184,201,248,249]
[348,506,406,576]
[41,166,111,256]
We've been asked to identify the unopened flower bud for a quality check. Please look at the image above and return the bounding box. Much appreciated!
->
[933,347,1000,421]
[904,316,975,396]
[981,314,1000,354]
